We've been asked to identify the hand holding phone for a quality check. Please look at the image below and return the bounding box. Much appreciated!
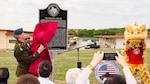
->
[103,52,118,60]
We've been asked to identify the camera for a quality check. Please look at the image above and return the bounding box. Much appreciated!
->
[103,52,118,60]
[77,62,82,68]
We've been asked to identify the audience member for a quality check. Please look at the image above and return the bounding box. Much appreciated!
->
[66,51,137,84]
[38,60,54,84]
[103,74,126,84]
[0,67,9,84]
[16,74,40,84]
[100,51,137,84]
[66,51,103,84]
[66,68,90,84]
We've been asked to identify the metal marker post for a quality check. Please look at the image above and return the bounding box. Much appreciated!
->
[50,51,55,82]
[76,48,82,68]
[49,50,67,82]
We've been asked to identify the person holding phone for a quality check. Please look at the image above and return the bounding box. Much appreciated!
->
[66,51,137,84]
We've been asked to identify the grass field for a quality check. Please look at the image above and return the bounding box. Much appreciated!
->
[0,48,150,84]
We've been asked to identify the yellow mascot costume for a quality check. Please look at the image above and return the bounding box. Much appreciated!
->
[124,22,150,84]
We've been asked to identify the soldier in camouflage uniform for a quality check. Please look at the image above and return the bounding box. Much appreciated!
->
[13,28,45,77]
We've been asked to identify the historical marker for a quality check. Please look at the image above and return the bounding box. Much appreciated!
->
[39,3,67,50]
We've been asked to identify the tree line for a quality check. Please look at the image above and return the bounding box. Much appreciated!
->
[68,28,150,37]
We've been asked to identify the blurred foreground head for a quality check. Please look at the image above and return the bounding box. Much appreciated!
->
[0,67,9,84]
[16,74,40,84]
[38,60,52,77]
[66,68,90,84]
[103,74,126,84]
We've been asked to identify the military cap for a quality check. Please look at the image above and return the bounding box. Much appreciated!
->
[14,28,23,35]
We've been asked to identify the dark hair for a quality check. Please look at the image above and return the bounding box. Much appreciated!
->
[38,60,52,77]
[16,74,40,84]
[0,67,9,84]
[104,74,126,84]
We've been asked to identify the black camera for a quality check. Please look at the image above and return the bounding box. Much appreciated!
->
[77,62,82,68]
[103,52,118,60]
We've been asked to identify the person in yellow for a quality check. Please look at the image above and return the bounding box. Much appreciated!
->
[124,23,150,84]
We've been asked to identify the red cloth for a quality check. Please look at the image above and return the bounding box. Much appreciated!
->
[126,47,144,64]
[28,21,58,76]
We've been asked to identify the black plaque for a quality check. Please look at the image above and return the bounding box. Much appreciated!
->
[39,3,67,50]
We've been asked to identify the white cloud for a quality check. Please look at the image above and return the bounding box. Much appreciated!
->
[0,0,150,31]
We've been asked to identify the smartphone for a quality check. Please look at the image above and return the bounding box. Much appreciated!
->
[77,62,82,68]
[103,52,118,60]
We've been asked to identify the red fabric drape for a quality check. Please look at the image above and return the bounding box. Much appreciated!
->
[28,21,58,76]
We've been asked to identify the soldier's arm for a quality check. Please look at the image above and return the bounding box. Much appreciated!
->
[16,47,40,64]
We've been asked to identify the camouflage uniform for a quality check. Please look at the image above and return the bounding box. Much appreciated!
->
[14,40,40,77]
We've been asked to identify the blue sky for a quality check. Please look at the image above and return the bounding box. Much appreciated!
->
[0,0,150,31]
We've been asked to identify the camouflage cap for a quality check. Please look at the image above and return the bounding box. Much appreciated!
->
[14,28,23,35]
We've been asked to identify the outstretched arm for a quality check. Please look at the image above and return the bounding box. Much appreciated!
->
[115,51,137,84]
[76,51,104,84]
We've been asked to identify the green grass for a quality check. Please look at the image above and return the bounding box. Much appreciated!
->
[0,51,17,84]
[0,48,150,84]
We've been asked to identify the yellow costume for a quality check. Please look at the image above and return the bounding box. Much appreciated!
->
[124,23,150,84]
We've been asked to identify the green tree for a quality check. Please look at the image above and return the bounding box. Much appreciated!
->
[77,29,85,37]
[148,28,150,32]
[93,29,102,35]
[72,27,126,37]
[68,29,76,35]
[116,27,125,34]
[87,29,94,37]
[107,28,116,35]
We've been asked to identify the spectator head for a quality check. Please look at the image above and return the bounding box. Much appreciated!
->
[103,74,126,84]
[16,74,40,84]
[66,68,90,84]
[0,67,9,84]
[38,60,52,78]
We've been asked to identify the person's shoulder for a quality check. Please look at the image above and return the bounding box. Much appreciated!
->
[15,41,26,52]
[49,81,54,84]
[15,41,26,47]
[38,77,54,84]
